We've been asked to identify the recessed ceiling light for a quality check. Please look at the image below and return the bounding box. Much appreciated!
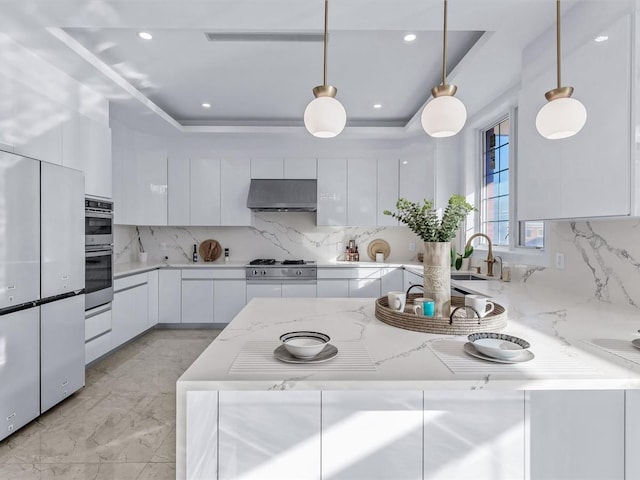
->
[138,32,153,40]
[403,33,417,42]
[373,104,382,109]
[594,35,609,43]
[202,103,212,108]
[402,160,408,165]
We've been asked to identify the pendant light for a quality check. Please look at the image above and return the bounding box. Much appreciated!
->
[304,0,346,138]
[535,0,587,139]
[421,0,467,138]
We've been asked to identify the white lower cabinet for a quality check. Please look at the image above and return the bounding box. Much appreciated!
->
[381,267,403,294]
[423,391,525,480]
[246,283,282,303]
[218,391,321,480]
[181,280,214,324]
[147,270,159,327]
[348,277,381,298]
[403,269,423,292]
[626,390,640,479]
[214,280,247,325]
[529,390,624,480]
[317,279,349,298]
[322,391,423,480]
[159,269,182,323]
[112,282,149,348]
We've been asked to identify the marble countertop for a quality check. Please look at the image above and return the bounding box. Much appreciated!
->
[177,283,640,391]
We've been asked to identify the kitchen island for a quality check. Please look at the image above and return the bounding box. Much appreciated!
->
[176,280,640,480]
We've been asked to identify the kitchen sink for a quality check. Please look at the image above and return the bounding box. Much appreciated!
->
[450,274,487,281]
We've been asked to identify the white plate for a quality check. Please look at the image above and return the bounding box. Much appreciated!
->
[632,338,640,350]
[274,344,338,364]
[468,332,531,360]
[463,342,534,364]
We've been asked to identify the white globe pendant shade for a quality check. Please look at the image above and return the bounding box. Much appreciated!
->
[535,97,587,139]
[421,95,467,138]
[304,96,347,138]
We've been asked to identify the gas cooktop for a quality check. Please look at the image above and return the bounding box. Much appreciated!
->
[248,259,313,266]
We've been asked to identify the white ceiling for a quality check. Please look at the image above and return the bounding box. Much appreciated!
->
[0,0,589,136]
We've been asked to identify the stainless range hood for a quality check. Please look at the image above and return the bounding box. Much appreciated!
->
[247,179,317,212]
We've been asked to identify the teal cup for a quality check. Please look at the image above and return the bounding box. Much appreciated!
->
[412,297,435,317]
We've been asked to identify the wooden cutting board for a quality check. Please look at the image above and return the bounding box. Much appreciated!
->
[199,239,222,262]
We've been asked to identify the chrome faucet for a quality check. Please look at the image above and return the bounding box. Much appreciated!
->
[465,233,495,277]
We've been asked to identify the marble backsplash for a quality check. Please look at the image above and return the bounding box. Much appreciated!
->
[528,219,640,310]
[115,213,421,265]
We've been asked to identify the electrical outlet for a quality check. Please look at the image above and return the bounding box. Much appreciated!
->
[337,242,344,252]
[409,242,416,252]
[555,252,565,270]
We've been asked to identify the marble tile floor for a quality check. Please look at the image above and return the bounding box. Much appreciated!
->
[0,328,221,479]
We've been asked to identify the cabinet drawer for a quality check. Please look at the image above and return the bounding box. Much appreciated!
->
[114,272,148,292]
[317,268,381,280]
[85,307,112,341]
[182,268,245,280]
[85,332,112,365]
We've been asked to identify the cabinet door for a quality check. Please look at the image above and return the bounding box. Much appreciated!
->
[316,279,349,298]
[530,390,624,480]
[167,154,190,226]
[220,157,251,226]
[284,158,317,179]
[158,269,181,324]
[349,278,381,298]
[377,158,399,225]
[322,391,423,480]
[129,131,168,225]
[381,267,403,294]
[0,307,40,441]
[112,284,148,347]
[317,158,347,226]
[399,156,431,205]
[517,15,631,220]
[40,294,85,413]
[282,283,317,298]
[41,162,85,297]
[147,270,159,327]
[424,391,525,480]
[213,279,247,325]
[251,157,283,178]
[191,157,221,225]
[246,283,281,303]
[347,158,377,226]
[14,99,63,165]
[627,390,640,479]
[403,269,423,292]
[181,280,214,324]
[219,391,321,480]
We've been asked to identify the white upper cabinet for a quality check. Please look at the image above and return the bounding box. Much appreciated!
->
[167,154,190,226]
[221,158,251,226]
[517,13,633,220]
[251,157,317,179]
[190,158,221,225]
[399,156,432,205]
[347,158,377,226]
[284,158,317,179]
[251,157,283,178]
[317,158,347,226]
[377,158,399,225]
[62,112,112,199]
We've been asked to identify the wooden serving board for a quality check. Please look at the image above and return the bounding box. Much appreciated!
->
[199,239,222,262]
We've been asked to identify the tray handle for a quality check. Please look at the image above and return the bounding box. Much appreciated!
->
[449,306,481,325]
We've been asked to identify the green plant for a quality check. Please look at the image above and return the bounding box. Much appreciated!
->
[383,195,475,242]
[451,245,473,270]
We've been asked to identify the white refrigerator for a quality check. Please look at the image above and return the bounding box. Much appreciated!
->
[0,152,85,441]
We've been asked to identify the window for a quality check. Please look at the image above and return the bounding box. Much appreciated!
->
[480,115,544,250]
[481,118,510,247]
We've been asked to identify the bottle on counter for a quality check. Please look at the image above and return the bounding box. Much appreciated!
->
[224,248,230,263]
[354,246,359,262]
[193,244,198,263]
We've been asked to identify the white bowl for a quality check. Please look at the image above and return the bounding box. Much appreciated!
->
[468,332,530,360]
[280,331,330,359]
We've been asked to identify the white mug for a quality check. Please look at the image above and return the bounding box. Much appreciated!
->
[375,252,385,263]
[387,291,406,312]
[465,294,495,318]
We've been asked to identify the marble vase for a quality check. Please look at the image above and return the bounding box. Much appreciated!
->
[423,241,451,318]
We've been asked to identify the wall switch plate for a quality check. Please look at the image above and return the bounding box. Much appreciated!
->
[336,242,344,252]
[555,252,565,270]
[409,242,416,252]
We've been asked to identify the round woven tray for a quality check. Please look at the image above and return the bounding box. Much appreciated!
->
[375,293,507,335]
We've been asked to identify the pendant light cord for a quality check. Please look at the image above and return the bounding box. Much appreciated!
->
[323,0,328,86]
[442,0,448,85]
[556,0,561,89]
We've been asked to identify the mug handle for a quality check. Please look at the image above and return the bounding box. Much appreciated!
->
[484,301,495,316]
[412,305,423,315]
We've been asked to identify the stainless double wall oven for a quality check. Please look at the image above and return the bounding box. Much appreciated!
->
[85,198,114,310]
